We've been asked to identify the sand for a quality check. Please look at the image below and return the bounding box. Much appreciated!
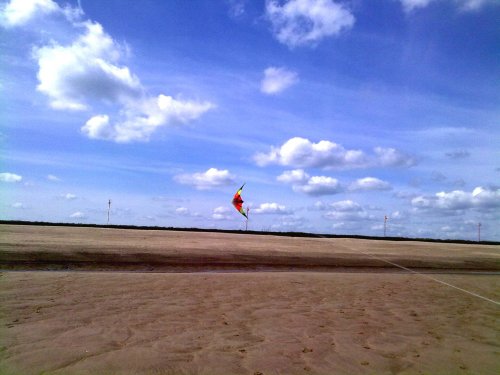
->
[0,224,499,374]
[1,224,499,271]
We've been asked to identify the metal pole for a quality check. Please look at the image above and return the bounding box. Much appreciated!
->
[107,199,111,225]
[384,215,388,237]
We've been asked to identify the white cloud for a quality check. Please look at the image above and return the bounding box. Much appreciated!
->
[227,0,247,17]
[212,206,233,220]
[293,175,342,196]
[62,193,77,200]
[255,137,366,168]
[270,215,310,231]
[34,21,142,111]
[11,202,27,209]
[329,200,363,212]
[279,170,391,196]
[4,2,213,143]
[266,0,355,47]
[261,66,298,94]
[349,177,392,192]
[0,172,22,182]
[174,168,236,190]
[323,200,372,221]
[255,137,415,169]
[0,0,59,27]
[400,0,433,12]
[400,0,497,12]
[47,174,60,181]
[69,211,86,219]
[278,169,343,196]
[458,0,496,11]
[252,202,289,214]
[81,114,112,139]
[411,186,500,212]
[175,207,190,215]
[82,95,214,143]
[276,169,309,184]
[374,147,417,167]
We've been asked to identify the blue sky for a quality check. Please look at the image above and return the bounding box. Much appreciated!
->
[1,0,499,240]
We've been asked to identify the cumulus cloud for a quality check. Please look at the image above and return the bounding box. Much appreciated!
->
[266,0,354,47]
[278,169,342,196]
[174,168,236,190]
[278,170,392,196]
[252,202,290,214]
[411,186,500,212]
[2,0,213,142]
[349,177,392,192]
[293,175,342,196]
[0,0,59,27]
[0,172,22,182]
[276,169,309,184]
[256,137,415,169]
[82,95,214,143]
[34,21,141,111]
[256,137,366,168]
[261,66,298,94]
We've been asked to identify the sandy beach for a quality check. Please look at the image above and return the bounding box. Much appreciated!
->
[0,224,499,374]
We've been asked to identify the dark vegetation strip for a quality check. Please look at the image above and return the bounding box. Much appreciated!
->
[1,250,499,272]
[2,220,498,245]
[1,261,498,274]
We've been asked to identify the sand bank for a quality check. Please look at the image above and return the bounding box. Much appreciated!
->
[1,225,499,272]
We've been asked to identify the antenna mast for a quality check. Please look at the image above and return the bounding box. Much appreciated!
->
[107,199,111,225]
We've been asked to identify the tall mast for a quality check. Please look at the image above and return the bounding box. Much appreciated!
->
[107,199,111,225]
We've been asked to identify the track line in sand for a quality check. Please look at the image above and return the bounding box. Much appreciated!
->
[357,249,499,306]
[311,235,500,306]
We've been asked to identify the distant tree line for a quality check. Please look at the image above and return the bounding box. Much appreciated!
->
[1,220,498,245]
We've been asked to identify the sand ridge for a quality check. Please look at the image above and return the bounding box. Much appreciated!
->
[1,225,499,272]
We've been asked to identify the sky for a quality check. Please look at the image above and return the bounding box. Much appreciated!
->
[1,0,499,240]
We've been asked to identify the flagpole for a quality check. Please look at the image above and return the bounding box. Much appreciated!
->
[107,199,111,225]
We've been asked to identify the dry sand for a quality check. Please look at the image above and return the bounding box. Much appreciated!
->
[0,224,499,374]
[1,224,499,271]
